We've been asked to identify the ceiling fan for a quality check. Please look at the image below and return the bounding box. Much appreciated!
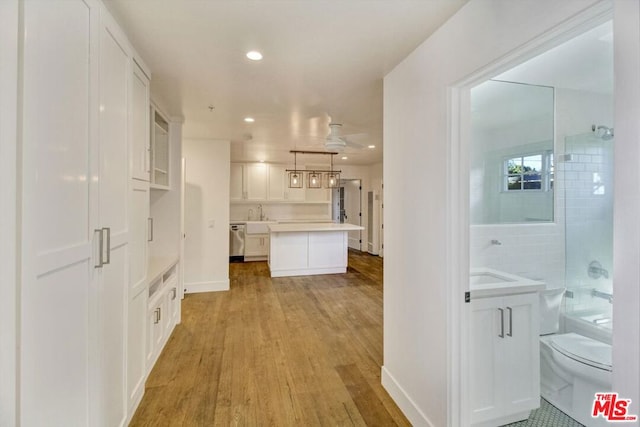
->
[324,123,365,152]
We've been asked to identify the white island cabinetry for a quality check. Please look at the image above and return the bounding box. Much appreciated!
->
[268,223,363,277]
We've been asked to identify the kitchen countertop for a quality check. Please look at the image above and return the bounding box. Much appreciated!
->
[268,222,364,233]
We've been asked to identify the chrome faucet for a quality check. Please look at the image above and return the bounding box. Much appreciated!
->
[588,260,609,279]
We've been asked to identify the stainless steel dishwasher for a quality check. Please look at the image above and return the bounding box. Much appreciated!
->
[229,223,245,262]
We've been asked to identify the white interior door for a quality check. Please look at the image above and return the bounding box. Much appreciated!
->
[20,1,98,425]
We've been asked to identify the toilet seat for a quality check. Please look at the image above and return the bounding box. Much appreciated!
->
[549,332,612,372]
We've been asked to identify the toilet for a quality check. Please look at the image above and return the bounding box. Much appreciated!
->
[539,288,612,427]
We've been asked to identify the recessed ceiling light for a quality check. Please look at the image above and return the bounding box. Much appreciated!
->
[244,117,255,123]
[368,145,375,149]
[341,156,348,160]
[246,51,263,61]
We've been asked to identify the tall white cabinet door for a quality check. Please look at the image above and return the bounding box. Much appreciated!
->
[127,180,149,412]
[245,163,268,200]
[131,62,150,181]
[230,163,244,201]
[268,164,286,201]
[98,16,130,427]
[20,1,98,425]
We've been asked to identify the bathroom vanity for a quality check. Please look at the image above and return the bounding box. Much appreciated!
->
[469,269,545,427]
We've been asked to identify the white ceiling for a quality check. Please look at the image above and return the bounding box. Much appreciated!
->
[105,0,468,165]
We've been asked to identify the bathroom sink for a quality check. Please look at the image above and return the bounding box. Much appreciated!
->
[245,221,277,234]
[470,268,545,298]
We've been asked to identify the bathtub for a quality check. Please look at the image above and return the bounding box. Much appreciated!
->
[561,309,612,345]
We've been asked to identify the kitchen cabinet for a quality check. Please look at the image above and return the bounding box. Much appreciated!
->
[230,163,245,201]
[470,292,540,426]
[245,234,269,259]
[151,104,170,189]
[230,162,329,203]
[131,61,150,181]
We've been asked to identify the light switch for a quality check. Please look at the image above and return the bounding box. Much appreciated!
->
[208,220,215,229]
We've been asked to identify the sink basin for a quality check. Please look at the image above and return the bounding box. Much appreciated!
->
[470,268,545,297]
[246,221,277,234]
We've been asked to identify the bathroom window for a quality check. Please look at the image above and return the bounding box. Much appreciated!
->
[504,151,553,191]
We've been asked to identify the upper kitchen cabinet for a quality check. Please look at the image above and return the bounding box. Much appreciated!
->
[130,61,150,181]
[151,104,170,189]
[230,162,327,203]
[230,162,268,201]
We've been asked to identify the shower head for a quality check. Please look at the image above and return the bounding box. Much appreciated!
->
[594,125,614,140]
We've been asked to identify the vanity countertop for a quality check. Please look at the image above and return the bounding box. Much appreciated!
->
[470,267,545,298]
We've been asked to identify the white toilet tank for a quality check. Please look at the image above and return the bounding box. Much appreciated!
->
[539,288,565,335]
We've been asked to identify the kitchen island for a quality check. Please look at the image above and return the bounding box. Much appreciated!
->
[268,222,364,277]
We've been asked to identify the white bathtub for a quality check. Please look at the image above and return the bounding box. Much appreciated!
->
[561,309,612,345]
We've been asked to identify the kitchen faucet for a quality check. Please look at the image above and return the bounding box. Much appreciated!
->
[258,204,264,221]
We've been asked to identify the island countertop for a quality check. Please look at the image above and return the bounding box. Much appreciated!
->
[268,222,364,233]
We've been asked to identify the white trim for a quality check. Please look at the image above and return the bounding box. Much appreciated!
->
[269,267,346,278]
[446,2,613,425]
[184,279,229,293]
[0,1,20,425]
[381,366,435,427]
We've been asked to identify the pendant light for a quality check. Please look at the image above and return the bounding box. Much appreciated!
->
[288,152,303,188]
[326,153,340,188]
[307,171,322,188]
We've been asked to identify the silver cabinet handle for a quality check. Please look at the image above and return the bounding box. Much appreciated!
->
[94,229,104,268]
[148,217,154,242]
[102,227,111,265]
[154,307,161,324]
[171,287,177,300]
[498,308,504,338]
[507,307,513,337]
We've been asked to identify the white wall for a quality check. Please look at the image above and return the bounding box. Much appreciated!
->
[183,139,230,293]
[383,1,624,425]
[0,0,19,424]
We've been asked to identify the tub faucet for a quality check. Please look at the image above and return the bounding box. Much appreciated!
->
[588,260,609,279]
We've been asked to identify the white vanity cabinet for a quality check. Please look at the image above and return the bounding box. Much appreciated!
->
[146,260,180,371]
[470,292,540,426]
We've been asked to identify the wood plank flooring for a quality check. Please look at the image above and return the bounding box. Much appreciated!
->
[130,250,409,426]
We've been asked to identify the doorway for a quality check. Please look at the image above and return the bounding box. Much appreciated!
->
[332,179,362,251]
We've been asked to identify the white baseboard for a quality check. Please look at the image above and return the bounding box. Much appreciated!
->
[381,366,434,427]
[184,279,229,293]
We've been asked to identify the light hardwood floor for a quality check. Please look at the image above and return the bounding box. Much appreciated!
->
[130,250,410,426]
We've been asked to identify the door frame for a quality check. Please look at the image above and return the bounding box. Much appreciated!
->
[446,3,613,425]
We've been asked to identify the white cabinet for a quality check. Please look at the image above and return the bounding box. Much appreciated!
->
[230,163,245,201]
[246,163,268,200]
[146,261,179,371]
[268,164,286,201]
[21,3,133,425]
[131,61,150,181]
[245,234,269,259]
[151,105,170,189]
[127,179,149,412]
[470,292,540,426]
[230,162,328,203]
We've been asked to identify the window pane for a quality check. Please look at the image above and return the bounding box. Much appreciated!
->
[507,175,522,190]
[507,157,522,174]
[522,154,542,173]
[523,180,542,190]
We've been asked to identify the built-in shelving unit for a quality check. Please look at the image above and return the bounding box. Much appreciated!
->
[151,105,170,190]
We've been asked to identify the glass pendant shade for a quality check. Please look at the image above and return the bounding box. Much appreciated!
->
[288,171,303,188]
[326,172,340,188]
[307,172,322,188]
